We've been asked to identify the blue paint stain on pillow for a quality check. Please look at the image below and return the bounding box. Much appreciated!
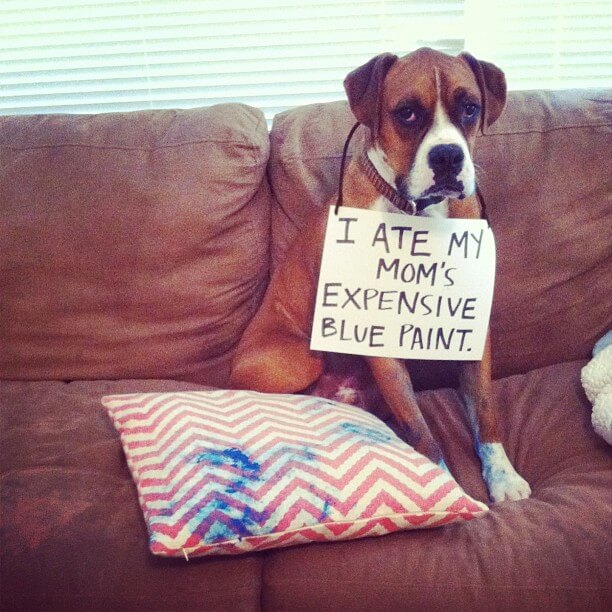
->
[300,447,317,461]
[225,478,248,494]
[206,520,236,544]
[195,447,260,473]
[339,422,392,444]
[227,506,269,540]
[286,446,317,461]
[195,447,262,494]
[320,499,331,521]
[190,443,337,544]
[193,497,271,544]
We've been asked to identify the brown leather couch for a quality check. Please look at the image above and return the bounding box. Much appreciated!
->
[1,90,611,611]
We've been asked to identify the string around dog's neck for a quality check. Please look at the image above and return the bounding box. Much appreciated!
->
[334,122,415,216]
[357,153,417,215]
[335,122,361,215]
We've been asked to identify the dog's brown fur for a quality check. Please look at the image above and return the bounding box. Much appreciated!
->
[230,49,531,502]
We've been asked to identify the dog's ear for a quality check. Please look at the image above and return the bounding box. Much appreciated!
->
[344,53,398,133]
[460,52,507,129]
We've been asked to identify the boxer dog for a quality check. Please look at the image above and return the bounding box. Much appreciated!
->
[230,48,531,502]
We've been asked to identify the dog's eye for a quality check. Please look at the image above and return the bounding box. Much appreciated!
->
[463,103,480,119]
[395,106,418,124]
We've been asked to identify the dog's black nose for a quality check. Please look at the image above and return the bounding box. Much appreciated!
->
[428,144,464,175]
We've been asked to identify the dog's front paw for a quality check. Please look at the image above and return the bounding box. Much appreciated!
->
[487,469,531,503]
[478,442,531,503]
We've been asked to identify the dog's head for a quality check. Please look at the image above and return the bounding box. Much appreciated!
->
[344,48,506,205]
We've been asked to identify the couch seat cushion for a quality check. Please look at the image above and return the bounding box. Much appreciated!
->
[2,360,611,611]
[261,359,612,611]
[0,379,263,612]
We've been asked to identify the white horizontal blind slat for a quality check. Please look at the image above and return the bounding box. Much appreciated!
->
[0,0,610,121]
[465,0,612,90]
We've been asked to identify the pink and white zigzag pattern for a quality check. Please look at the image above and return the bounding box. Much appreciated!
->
[102,390,488,557]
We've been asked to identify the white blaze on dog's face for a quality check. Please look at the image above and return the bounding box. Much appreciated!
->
[345,48,507,212]
[406,67,476,201]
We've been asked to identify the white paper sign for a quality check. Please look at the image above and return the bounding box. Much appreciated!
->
[310,206,496,360]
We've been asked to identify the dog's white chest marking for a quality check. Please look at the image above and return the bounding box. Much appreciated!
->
[418,200,449,218]
[369,195,402,214]
[370,195,391,213]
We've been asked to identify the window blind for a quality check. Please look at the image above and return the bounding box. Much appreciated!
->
[465,0,612,90]
[0,0,610,123]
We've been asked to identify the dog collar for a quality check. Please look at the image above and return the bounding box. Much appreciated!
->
[358,153,417,214]
[358,153,444,214]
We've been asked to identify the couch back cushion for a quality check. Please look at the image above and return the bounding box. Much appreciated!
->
[0,104,270,385]
[268,90,612,378]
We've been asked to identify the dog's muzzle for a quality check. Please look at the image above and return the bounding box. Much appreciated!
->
[425,144,466,198]
[429,144,464,175]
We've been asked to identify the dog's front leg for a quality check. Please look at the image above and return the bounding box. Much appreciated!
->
[459,337,531,502]
[367,356,445,466]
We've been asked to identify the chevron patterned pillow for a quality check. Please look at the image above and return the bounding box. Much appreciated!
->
[102,390,488,558]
